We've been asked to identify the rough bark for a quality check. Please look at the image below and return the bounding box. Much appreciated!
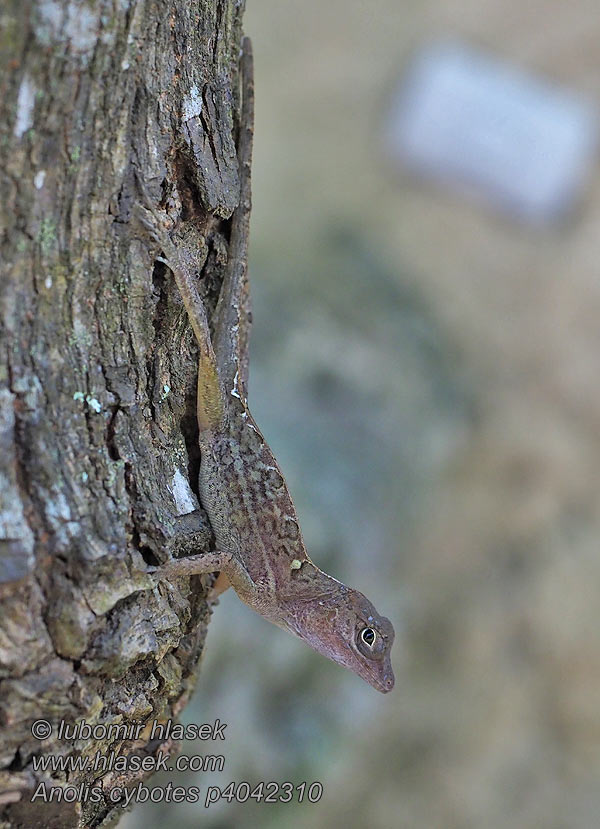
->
[0,0,246,825]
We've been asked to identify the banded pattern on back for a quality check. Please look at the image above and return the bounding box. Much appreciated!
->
[199,399,307,592]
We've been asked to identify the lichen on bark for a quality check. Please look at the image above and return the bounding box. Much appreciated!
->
[0,0,247,824]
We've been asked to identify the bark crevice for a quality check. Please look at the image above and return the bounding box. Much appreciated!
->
[0,0,247,824]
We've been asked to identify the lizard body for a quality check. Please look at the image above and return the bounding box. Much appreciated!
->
[136,38,395,693]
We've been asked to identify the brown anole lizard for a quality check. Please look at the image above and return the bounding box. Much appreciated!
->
[136,38,395,693]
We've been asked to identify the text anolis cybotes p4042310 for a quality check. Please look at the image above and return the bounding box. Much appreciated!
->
[136,38,395,693]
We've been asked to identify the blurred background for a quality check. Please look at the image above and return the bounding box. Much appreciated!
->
[124,1,600,826]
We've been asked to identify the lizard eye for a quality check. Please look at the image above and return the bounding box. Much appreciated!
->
[360,627,377,648]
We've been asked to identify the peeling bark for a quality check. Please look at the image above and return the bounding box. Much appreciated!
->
[0,0,246,824]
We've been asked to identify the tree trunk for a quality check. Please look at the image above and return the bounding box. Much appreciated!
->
[0,0,246,824]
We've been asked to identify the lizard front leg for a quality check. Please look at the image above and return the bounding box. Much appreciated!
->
[149,550,254,599]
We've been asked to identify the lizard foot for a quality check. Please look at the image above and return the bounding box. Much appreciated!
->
[133,171,179,265]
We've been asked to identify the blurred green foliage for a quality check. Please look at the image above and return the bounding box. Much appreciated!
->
[124,2,600,827]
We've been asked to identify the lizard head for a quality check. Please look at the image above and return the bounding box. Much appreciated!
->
[283,567,395,693]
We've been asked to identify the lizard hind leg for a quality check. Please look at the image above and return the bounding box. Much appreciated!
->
[134,176,225,433]
[212,37,254,403]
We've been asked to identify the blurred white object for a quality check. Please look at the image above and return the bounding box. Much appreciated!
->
[386,41,599,223]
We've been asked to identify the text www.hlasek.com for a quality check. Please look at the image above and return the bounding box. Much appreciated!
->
[29,717,323,808]
[31,749,224,775]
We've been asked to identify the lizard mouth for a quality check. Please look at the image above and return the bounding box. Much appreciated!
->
[370,668,395,694]
[360,656,395,693]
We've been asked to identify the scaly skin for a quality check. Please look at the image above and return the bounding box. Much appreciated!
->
[136,38,394,693]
